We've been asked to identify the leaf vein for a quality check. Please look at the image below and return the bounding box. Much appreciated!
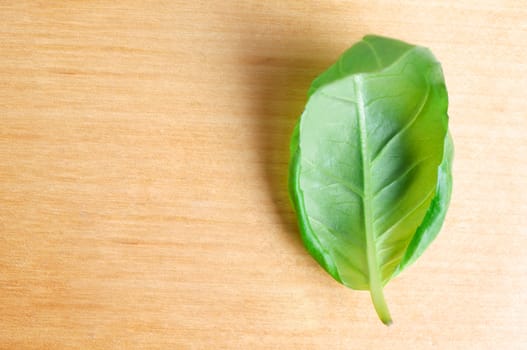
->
[308,215,368,280]
[364,92,406,107]
[376,187,436,240]
[319,90,358,105]
[362,39,382,68]
[373,156,431,198]
[303,158,364,198]
[371,85,430,165]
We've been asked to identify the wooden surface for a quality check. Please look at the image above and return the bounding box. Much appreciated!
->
[1,1,526,349]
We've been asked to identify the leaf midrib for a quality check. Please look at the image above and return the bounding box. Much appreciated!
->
[353,75,378,286]
[354,74,391,323]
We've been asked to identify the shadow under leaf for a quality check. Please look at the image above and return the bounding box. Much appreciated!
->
[242,37,334,240]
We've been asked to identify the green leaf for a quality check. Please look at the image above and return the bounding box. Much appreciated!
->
[288,35,453,325]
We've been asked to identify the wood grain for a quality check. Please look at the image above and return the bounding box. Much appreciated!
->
[1,1,526,349]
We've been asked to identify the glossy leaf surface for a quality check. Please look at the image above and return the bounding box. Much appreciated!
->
[289,35,453,324]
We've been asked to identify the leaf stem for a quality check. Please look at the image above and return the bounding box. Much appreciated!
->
[369,281,393,326]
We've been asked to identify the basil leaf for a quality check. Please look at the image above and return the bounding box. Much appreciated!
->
[289,35,453,325]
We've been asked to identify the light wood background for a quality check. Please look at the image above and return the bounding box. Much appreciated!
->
[1,1,526,349]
